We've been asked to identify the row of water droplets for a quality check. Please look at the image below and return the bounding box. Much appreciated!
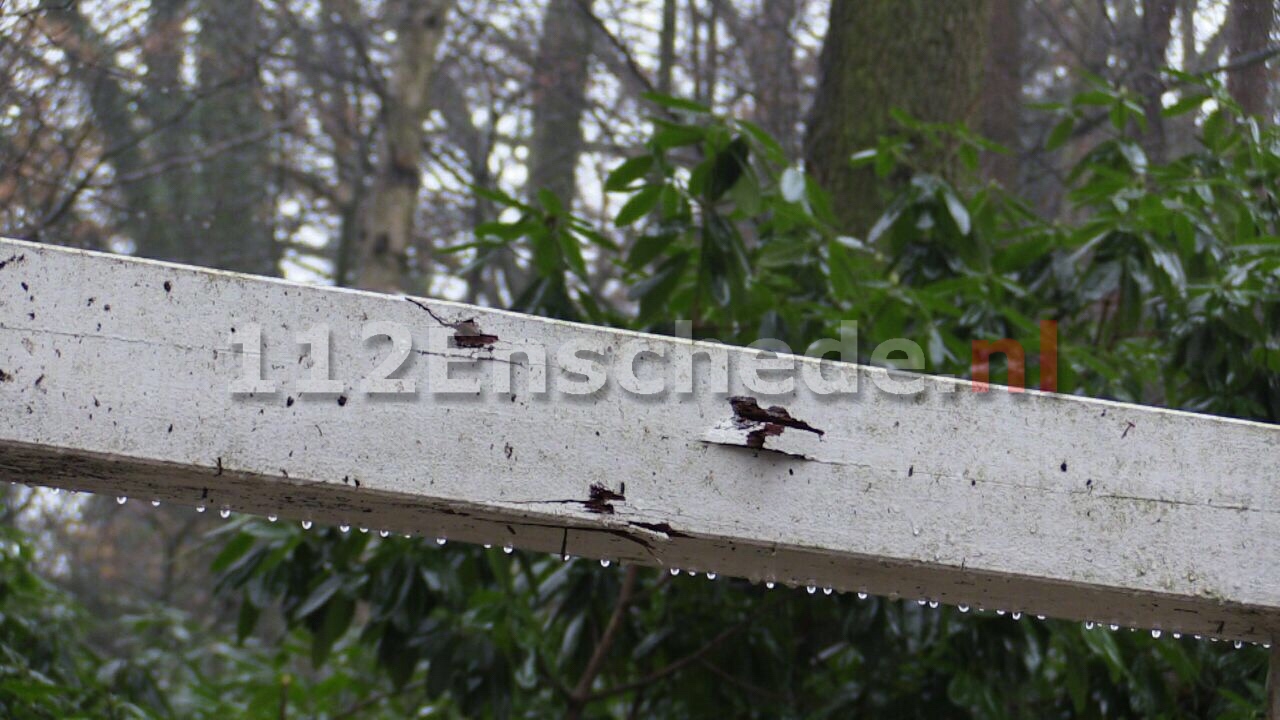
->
[90,491,1266,651]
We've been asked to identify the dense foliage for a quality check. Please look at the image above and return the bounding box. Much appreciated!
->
[4,78,1279,718]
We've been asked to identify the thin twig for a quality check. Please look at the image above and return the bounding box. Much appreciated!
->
[1193,44,1280,77]
[584,615,753,703]
[566,565,640,719]
[573,0,657,98]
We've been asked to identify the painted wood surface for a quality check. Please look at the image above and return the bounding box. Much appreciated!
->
[1,237,1277,642]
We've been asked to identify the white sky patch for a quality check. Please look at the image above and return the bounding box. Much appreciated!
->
[1197,1,1228,55]
[282,245,334,284]
[430,273,470,301]
[294,223,329,249]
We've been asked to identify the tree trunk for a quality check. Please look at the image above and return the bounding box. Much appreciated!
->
[690,0,705,104]
[137,0,192,263]
[715,0,802,156]
[313,0,372,289]
[356,0,452,293]
[1226,0,1276,118]
[804,0,992,233]
[528,0,593,206]
[49,0,277,275]
[757,0,800,155]
[982,0,1023,187]
[658,0,677,95]
[195,0,278,276]
[1137,0,1176,164]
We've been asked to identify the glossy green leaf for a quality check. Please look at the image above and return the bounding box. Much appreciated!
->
[615,185,661,227]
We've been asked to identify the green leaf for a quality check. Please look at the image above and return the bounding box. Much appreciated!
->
[705,137,750,201]
[629,251,688,300]
[1046,116,1075,151]
[537,189,563,215]
[1117,142,1148,174]
[652,123,705,149]
[958,143,980,172]
[658,184,684,220]
[942,189,971,235]
[475,219,532,242]
[735,119,787,162]
[615,185,662,227]
[1162,93,1210,117]
[627,230,680,270]
[874,140,899,177]
[709,273,731,306]
[867,199,905,245]
[210,532,255,573]
[529,226,561,276]
[295,575,344,620]
[569,221,618,251]
[376,624,417,689]
[632,628,672,660]
[641,92,712,114]
[1109,101,1127,132]
[470,184,531,212]
[781,167,806,203]
[1081,625,1127,682]
[758,238,810,269]
[707,211,750,280]
[1203,109,1228,150]
[558,230,588,279]
[1075,90,1115,106]
[850,148,878,167]
[605,155,655,192]
[632,252,690,322]
[236,597,260,643]
[728,168,763,215]
[312,594,354,669]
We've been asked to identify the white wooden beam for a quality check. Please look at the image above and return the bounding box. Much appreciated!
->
[1,237,1278,642]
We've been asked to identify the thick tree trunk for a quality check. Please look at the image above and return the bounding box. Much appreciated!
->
[758,0,800,155]
[500,0,595,302]
[982,0,1023,187]
[137,0,192,263]
[195,0,278,276]
[51,1,276,275]
[1137,0,1176,164]
[804,0,992,234]
[356,0,452,293]
[1226,0,1276,118]
[312,0,371,289]
[528,0,593,205]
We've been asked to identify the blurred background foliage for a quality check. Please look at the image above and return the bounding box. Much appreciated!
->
[2,0,1279,717]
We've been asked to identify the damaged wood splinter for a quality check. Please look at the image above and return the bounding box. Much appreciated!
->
[702,396,826,456]
[406,296,499,348]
